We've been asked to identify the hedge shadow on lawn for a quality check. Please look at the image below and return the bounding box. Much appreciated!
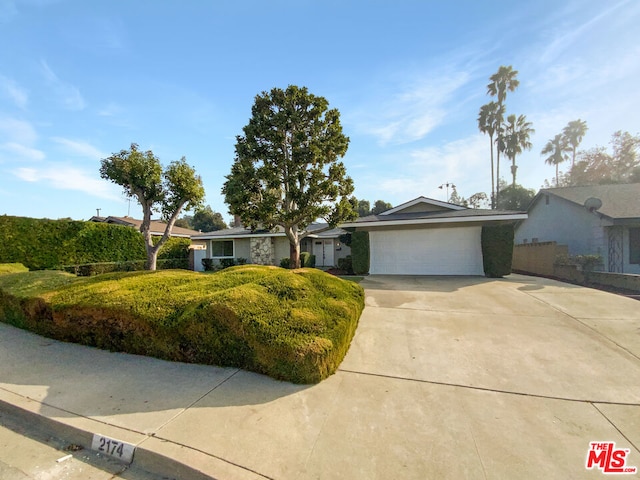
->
[0,265,365,384]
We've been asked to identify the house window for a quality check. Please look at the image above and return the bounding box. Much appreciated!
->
[630,228,640,264]
[211,240,234,257]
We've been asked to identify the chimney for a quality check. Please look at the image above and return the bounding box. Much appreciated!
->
[234,215,242,227]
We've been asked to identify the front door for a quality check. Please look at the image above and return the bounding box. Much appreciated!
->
[313,239,335,267]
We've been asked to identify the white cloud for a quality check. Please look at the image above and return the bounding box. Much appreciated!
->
[353,70,471,146]
[51,137,106,159]
[40,60,86,111]
[0,142,45,160]
[12,164,119,200]
[364,134,489,203]
[0,116,38,144]
[538,0,631,65]
[0,75,28,108]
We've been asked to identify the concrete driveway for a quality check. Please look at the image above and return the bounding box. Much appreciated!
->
[1,274,639,479]
[340,274,640,479]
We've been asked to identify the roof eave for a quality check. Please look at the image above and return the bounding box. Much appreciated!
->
[341,213,528,229]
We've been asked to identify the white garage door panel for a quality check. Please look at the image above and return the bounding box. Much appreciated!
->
[369,227,484,275]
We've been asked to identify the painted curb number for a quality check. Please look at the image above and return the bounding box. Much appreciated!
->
[91,433,136,464]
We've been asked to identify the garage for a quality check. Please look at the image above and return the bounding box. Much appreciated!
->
[340,196,527,276]
[369,226,484,275]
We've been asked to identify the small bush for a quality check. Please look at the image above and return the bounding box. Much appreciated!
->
[351,231,370,275]
[337,256,354,274]
[0,266,365,384]
[280,257,291,269]
[219,258,237,269]
[300,252,316,268]
[0,263,29,275]
[481,224,515,278]
[202,258,216,271]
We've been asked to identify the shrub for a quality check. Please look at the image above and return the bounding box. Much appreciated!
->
[300,252,316,268]
[280,257,291,269]
[219,258,237,269]
[337,256,354,274]
[0,263,28,275]
[202,258,216,271]
[351,231,370,275]
[0,266,365,384]
[481,224,515,278]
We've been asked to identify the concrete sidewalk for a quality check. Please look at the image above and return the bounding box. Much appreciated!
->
[1,274,639,479]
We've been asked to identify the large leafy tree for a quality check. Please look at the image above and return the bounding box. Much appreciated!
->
[549,131,640,186]
[192,205,227,232]
[541,134,569,186]
[486,65,519,205]
[496,183,535,210]
[222,85,356,268]
[356,199,371,217]
[503,113,534,186]
[477,101,504,208]
[562,119,588,167]
[370,199,393,215]
[100,143,205,270]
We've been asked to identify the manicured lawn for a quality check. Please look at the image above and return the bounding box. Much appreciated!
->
[0,265,364,384]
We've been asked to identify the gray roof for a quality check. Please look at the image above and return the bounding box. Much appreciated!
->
[192,223,346,240]
[540,184,640,220]
[355,208,524,224]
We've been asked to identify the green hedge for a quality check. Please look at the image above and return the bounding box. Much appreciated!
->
[0,216,190,270]
[64,258,189,276]
[351,231,370,275]
[481,224,515,278]
[0,266,365,384]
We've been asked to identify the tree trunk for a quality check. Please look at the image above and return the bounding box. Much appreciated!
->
[284,224,301,269]
[511,160,517,187]
[289,241,301,269]
[489,134,495,209]
[496,146,501,206]
[146,244,159,271]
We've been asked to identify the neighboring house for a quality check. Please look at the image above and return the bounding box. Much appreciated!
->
[341,196,526,275]
[90,215,205,248]
[515,184,640,274]
[191,223,350,271]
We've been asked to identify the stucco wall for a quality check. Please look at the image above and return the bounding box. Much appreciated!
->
[274,237,290,265]
[234,238,251,261]
[515,194,612,263]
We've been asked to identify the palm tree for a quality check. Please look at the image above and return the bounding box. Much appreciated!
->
[486,65,520,104]
[541,134,569,186]
[477,101,504,208]
[504,114,535,186]
[486,65,519,204]
[562,119,588,167]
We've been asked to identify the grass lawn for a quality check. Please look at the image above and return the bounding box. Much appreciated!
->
[0,265,364,383]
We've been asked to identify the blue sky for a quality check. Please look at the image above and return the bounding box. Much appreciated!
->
[1,0,639,221]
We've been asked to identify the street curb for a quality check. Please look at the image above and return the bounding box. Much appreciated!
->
[0,395,217,480]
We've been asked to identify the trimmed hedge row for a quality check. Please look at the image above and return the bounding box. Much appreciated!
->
[0,216,190,270]
[0,266,365,384]
[481,224,515,278]
[351,231,370,275]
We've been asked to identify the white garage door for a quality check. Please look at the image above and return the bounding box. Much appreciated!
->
[369,226,484,275]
